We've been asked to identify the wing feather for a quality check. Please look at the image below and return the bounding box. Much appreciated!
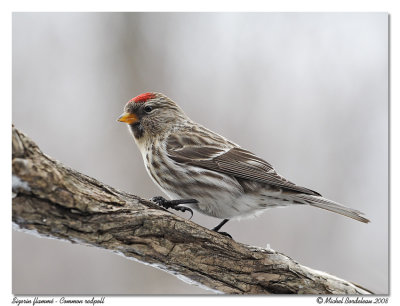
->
[166,134,320,196]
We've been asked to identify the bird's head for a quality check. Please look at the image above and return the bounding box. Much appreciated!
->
[118,92,187,140]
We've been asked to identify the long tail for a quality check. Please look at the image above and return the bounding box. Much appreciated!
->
[295,194,370,223]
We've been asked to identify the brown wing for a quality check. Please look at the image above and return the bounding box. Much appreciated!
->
[166,134,321,196]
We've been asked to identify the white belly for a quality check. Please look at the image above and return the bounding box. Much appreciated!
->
[139,138,296,220]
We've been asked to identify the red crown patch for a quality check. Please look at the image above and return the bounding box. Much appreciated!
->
[129,93,156,103]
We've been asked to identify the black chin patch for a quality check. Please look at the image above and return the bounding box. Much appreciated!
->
[130,123,144,139]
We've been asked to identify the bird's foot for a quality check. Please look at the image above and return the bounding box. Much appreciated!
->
[211,219,232,238]
[214,231,232,238]
[150,196,197,219]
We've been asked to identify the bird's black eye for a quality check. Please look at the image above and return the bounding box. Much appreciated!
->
[144,105,153,113]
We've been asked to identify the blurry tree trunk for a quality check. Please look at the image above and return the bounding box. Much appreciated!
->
[12,126,372,294]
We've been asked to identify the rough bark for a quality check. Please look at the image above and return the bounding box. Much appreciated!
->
[11,125,372,295]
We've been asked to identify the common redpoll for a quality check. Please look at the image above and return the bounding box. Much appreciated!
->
[118,92,369,234]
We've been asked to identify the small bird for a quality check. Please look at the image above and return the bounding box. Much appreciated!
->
[118,92,369,235]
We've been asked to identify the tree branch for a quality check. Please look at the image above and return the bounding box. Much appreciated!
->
[12,125,372,294]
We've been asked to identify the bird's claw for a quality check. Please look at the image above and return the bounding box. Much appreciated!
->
[214,231,232,239]
[211,219,232,238]
[170,205,194,219]
[150,196,197,219]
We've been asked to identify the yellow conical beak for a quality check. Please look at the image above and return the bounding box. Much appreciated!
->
[117,112,138,124]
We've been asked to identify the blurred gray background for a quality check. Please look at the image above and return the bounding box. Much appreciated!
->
[12,13,388,294]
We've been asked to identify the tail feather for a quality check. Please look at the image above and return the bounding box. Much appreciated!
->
[296,194,370,223]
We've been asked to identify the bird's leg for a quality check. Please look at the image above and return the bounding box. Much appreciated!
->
[151,197,232,238]
[212,219,232,238]
[212,219,229,231]
[150,196,197,219]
